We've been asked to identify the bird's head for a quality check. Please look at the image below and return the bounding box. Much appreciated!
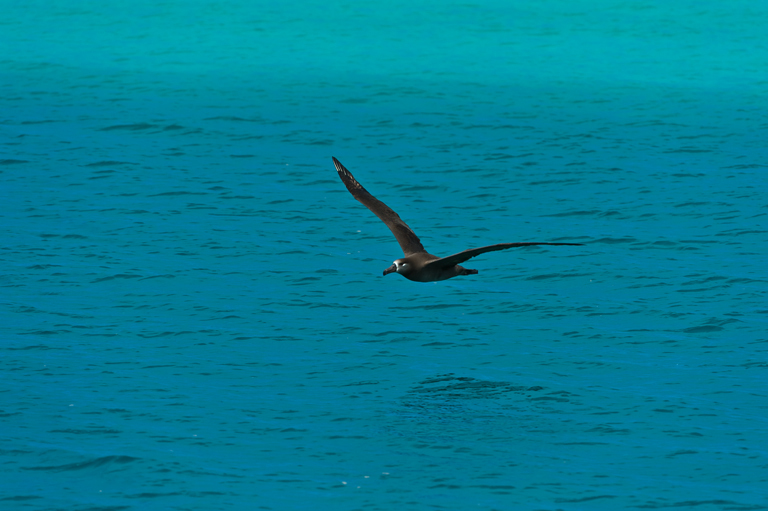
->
[383,259,410,277]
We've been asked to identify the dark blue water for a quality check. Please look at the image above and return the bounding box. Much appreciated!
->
[3,1,767,510]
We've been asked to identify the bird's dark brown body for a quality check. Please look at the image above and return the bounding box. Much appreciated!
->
[382,252,477,282]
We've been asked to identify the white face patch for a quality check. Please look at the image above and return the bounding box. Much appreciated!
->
[395,261,409,273]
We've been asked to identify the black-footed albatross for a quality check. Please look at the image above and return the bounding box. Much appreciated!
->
[332,157,582,282]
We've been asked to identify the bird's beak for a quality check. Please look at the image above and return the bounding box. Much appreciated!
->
[383,264,396,276]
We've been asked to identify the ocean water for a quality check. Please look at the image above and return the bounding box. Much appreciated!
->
[2,1,767,510]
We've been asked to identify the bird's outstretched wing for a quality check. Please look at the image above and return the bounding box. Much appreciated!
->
[333,157,426,255]
[422,242,583,270]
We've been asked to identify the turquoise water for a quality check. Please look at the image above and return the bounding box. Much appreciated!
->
[2,1,767,509]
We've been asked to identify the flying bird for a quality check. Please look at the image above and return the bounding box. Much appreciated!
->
[332,157,582,282]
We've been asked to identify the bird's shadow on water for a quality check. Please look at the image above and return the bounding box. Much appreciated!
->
[406,373,544,401]
[376,372,599,467]
[390,373,550,428]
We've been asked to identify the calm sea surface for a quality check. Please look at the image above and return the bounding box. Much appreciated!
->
[2,1,767,510]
